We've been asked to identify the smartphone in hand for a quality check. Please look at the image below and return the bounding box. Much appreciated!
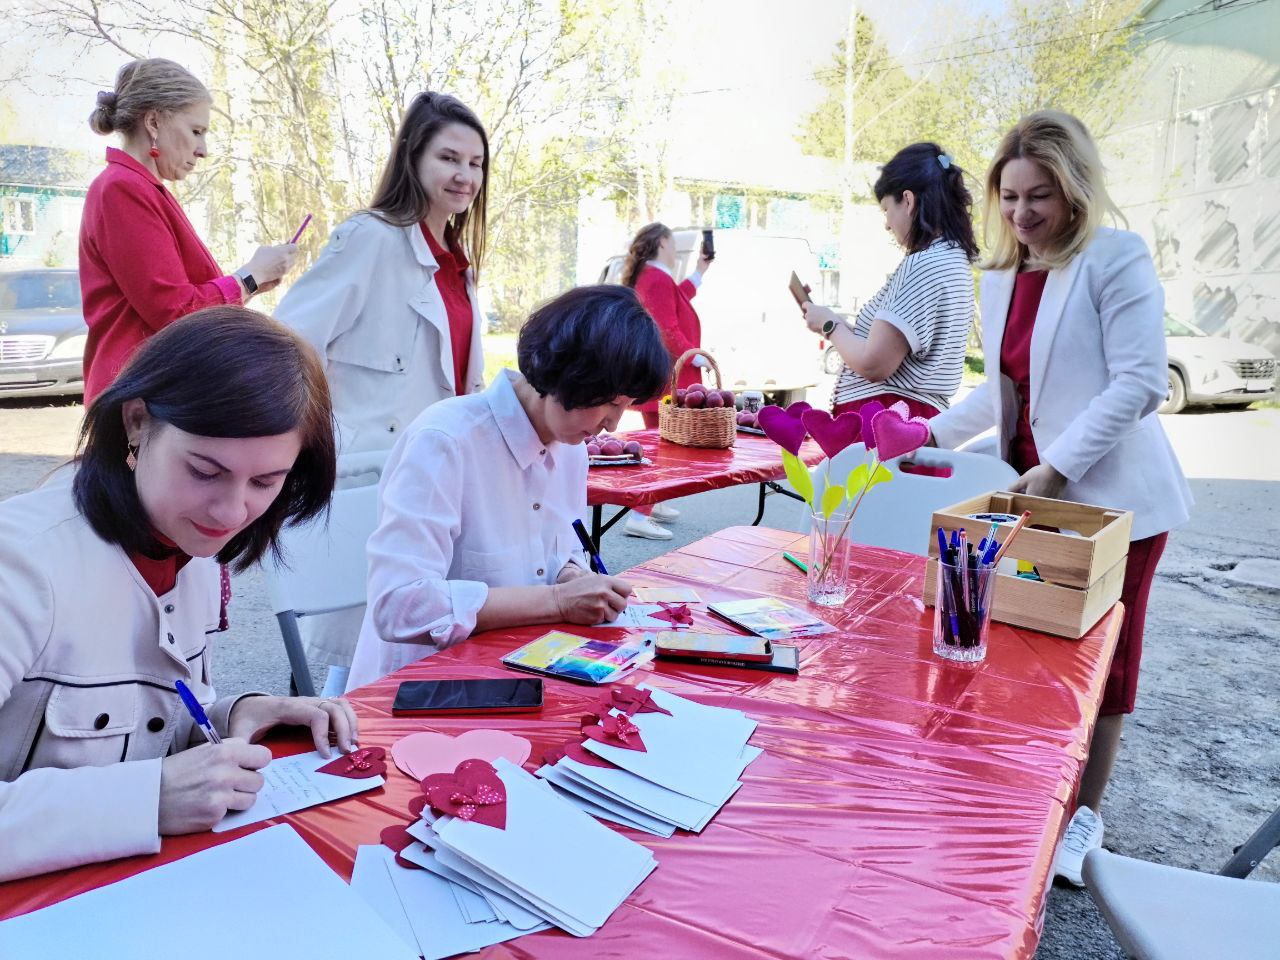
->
[701,228,715,261]
[788,271,812,309]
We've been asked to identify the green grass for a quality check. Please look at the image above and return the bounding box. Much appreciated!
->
[481,333,519,384]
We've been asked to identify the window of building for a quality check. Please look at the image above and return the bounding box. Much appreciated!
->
[2,197,37,235]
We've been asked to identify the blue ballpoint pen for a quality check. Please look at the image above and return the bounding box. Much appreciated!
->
[175,679,222,744]
[571,518,609,576]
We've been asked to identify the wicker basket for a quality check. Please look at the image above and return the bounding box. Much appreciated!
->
[658,348,736,448]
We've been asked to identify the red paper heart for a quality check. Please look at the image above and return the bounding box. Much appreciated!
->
[582,713,647,752]
[603,686,673,717]
[379,823,423,870]
[757,405,807,455]
[422,759,507,829]
[407,795,428,818]
[316,746,387,779]
[801,409,863,460]
[543,739,617,768]
[871,409,931,461]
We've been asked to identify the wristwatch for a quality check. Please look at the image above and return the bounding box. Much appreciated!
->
[237,270,259,296]
[821,318,838,337]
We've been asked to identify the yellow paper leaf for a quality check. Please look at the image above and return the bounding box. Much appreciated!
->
[821,484,846,519]
[782,450,814,506]
[846,463,869,498]
[866,462,893,491]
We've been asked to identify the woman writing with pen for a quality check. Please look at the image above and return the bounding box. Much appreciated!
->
[0,307,355,882]
[80,58,299,402]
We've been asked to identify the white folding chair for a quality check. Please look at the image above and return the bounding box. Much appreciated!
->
[1083,804,1280,959]
[260,478,381,696]
[785,443,1019,555]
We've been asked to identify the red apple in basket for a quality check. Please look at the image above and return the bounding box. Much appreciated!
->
[684,390,705,408]
[686,382,705,395]
[675,388,687,406]
[704,391,725,408]
[719,389,736,407]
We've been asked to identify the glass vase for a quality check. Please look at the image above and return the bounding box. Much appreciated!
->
[807,507,855,606]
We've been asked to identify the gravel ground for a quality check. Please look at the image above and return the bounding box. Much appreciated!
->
[2,393,1277,958]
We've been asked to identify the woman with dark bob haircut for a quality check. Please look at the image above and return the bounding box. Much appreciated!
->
[0,305,357,883]
[803,141,979,420]
[346,284,671,688]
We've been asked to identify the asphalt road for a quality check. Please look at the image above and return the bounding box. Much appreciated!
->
[1,392,1277,958]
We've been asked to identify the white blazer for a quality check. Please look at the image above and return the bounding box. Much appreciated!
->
[930,228,1192,541]
[276,212,487,454]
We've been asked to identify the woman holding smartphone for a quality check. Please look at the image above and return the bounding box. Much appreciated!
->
[80,58,298,402]
[802,142,979,420]
[277,91,489,455]
[621,222,714,540]
[928,111,1192,886]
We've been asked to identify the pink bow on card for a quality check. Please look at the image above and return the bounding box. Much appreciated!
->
[582,713,648,752]
[422,759,508,829]
[652,602,694,628]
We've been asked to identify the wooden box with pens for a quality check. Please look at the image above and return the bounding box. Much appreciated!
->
[923,491,1133,640]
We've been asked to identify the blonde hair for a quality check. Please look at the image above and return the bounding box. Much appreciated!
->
[89,59,210,137]
[982,110,1125,270]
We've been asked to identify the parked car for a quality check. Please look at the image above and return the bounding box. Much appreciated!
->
[600,230,819,406]
[1161,314,1277,414]
[0,269,86,399]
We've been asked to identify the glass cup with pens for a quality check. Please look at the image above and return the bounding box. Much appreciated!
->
[932,512,1029,665]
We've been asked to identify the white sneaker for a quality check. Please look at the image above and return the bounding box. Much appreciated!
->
[650,503,680,522]
[1054,805,1104,887]
[624,514,675,540]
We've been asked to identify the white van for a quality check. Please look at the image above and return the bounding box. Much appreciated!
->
[599,229,819,406]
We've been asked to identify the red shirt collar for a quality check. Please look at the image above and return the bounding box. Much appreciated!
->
[420,223,470,275]
[105,146,163,188]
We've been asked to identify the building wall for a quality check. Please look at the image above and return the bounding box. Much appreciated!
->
[1102,0,1280,355]
[0,187,84,268]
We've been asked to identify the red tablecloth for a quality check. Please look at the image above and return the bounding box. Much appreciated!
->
[587,429,824,508]
[0,527,1120,959]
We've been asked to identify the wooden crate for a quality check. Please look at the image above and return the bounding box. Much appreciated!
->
[922,491,1134,639]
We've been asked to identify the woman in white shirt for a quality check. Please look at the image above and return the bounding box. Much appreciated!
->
[0,306,356,881]
[276,91,490,454]
[802,142,979,420]
[928,111,1192,886]
[345,284,672,689]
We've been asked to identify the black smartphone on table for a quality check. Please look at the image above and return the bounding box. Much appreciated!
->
[391,678,544,715]
[701,228,715,261]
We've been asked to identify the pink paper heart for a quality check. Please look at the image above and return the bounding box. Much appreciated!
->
[315,746,387,779]
[871,409,930,461]
[757,405,807,455]
[422,759,507,829]
[800,409,862,459]
[391,729,532,781]
[858,401,885,451]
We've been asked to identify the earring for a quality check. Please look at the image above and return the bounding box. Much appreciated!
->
[149,138,160,159]
[126,443,139,471]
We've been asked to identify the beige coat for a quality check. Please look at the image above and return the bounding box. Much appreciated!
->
[0,480,251,882]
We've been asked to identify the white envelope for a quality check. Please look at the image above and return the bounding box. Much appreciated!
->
[348,845,423,955]
[558,757,734,832]
[214,750,384,832]
[431,760,657,931]
[399,839,547,931]
[645,687,758,746]
[537,763,677,837]
[581,710,745,804]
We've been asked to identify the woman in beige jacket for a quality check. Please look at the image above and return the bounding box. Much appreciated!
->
[0,306,354,882]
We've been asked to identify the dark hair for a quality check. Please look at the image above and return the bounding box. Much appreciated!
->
[369,92,489,281]
[874,142,979,262]
[621,222,672,288]
[73,306,337,572]
[518,285,671,409]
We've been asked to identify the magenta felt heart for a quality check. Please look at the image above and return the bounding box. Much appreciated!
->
[784,400,812,419]
[315,746,387,779]
[422,759,507,829]
[800,409,862,459]
[757,405,807,455]
[871,409,930,461]
[858,401,885,451]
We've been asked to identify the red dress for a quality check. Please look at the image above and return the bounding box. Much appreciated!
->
[1000,268,1166,716]
[633,265,701,416]
[79,148,243,403]
[421,225,474,396]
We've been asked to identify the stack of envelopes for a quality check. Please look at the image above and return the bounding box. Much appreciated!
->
[537,685,761,836]
[361,757,657,955]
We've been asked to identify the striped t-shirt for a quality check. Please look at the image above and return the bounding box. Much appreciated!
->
[832,239,974,411]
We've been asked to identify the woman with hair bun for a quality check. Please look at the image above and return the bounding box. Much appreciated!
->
[803,141,979,420]
[80,58,298,402]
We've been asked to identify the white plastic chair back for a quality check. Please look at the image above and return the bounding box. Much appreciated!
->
[786,442,1019,556]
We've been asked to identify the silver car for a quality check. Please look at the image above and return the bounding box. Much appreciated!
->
[1161,314,1277,414]
[0,269,86,399]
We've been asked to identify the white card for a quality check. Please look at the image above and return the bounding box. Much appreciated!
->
[632,586,702,603]
[645,686,758,747]
[537,763,677,837]
[349,845,421,955]
[558,757,731,832]
[581,710,745,804]
[214,750,383,832]
[600,603,669,628]
[400,838,547,931]
[0,826,416,960]
[433,760,657,930]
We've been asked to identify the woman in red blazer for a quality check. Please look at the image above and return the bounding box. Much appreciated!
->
[79,58,298,402]
[622,222,714,539]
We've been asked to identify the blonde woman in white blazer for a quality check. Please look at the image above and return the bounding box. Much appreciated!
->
[0,308,356,881]
[929,111,1192,887]
[277,92,490,455]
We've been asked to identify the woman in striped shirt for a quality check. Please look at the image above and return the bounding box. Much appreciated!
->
[803,143,979,419]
